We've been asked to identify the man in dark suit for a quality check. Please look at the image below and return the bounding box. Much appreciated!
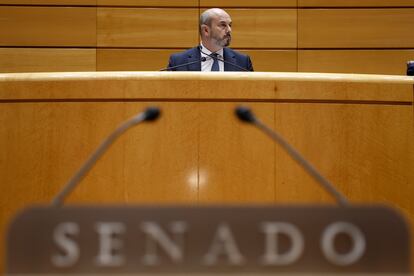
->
[166,8,254,72]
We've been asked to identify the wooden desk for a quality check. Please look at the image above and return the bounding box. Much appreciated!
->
[0,72,413,271]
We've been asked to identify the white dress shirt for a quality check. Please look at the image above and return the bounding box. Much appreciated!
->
[200,43,224,72]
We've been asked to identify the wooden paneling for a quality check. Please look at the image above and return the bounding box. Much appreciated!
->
[228,9,297,48]
[2,72,410,205]
[97,49,298,72]
[198,103,276,203]
[299,0,414,7]
[0,103,200,201]
[1,1,414,75]
[97,8,198,47]
[0,0,96,4]
[271,81,412,102]
[298,9,414,48]
[1,72,411,102]
[239,50,297,72]
[2,2,414,75]
[0,48,96,73]
[200,0,297,7]
[274,103,414,205]
[97,49,178,71]
[0,72,413,272]
[97,0,197,6]
[298,50,414,75]
[120,102,199,203]
[0,102,200,272]
[0,6,96,47]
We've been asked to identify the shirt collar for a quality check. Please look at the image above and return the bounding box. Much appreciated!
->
[200,43,224,59]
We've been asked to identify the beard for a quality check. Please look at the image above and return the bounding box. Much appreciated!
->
[212,32,231,48]
[222,35,231,47]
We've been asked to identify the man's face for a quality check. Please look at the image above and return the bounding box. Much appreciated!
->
[208,11,232,48]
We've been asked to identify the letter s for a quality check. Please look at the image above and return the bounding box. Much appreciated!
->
[51,222,80,267]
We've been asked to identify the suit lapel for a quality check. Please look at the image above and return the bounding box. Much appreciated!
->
[223,48,236,71]
[187,47,202,71]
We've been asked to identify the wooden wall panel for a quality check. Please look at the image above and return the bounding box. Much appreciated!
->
[239,50,297,72]
[274,103,414,205]
[228,9,297,48]
[0,72,413,272]
[97,49,178,71]
[0,48,96,73]
[0,0,96,4]
[200,0,297,7]
[298,50,414,75]
[97,8,199,47]
[298,9,414,48]
[198,103,275,203]
[97,49,297,72]
[97,0,197,6]
[1,2,414,75]
[299,0,414,7]
[0,102,199,205]
[0,100,199,276]
[0,6,96,47]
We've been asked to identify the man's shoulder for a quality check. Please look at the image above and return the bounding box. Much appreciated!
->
[223,47,254,71]
[224,47,249,59]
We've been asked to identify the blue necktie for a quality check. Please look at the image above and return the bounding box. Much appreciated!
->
[211,53,219,71]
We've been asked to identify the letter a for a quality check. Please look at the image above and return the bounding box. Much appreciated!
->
[202,223,244,266]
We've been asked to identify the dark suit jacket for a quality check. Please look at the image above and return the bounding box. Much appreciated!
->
[167,47,254,71]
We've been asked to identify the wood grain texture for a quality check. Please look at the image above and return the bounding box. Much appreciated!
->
[228,9,297,48]
[0,0,96,4]
[97,49,178,71]
[0,72,413,272]
[97,8,199,47]
[97,49,297,72]
[0,6,96,47]
[198,103,276,203]
[299,0,414,7]
[200,0,297,7]
[298,50,414,75]
[0,48,96,73]
[97,0,197,6]
[298,8,414,48]
[0,101,199,271]
[238,50,297,72]
[0,72,412,102]
[2,2,414,75]
[274,104,414,205]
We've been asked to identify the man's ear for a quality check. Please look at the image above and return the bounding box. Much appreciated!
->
[201,24,209,37]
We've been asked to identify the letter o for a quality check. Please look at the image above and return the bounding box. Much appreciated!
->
[321,222,366,266]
